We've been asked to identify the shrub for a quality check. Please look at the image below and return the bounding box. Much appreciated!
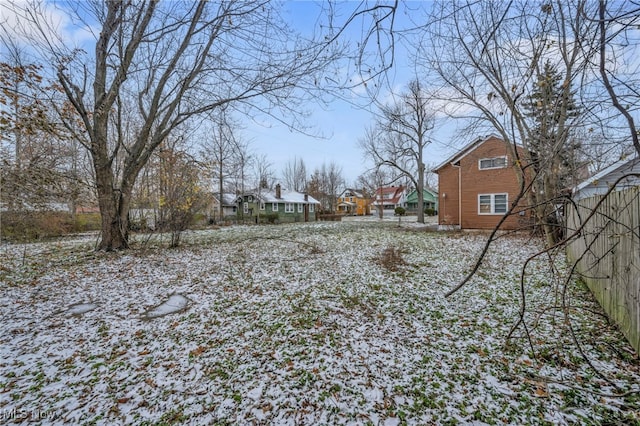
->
[394,207,406,216]
[259,213,279,224]
[318,214,342,222]
[424,208,436,216]
[0,211,102,242]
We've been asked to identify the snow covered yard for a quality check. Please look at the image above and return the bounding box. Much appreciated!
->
[1,221,638,425]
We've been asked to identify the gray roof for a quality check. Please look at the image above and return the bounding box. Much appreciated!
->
[214,193,238,206]
[244,188,320,204]
[573,154,640,200]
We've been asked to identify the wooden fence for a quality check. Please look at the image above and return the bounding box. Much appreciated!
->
[565,187,640,353]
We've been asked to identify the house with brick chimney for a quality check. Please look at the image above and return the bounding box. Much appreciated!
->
[236,184,321,223]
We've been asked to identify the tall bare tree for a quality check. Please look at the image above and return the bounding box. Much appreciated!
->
[201,108,247,221]
[251,153,276,192]
[359,79,434,223]
[308,161,345,213]
[7,0,397,249]
[423,0,601,245]
[281,157,308,193]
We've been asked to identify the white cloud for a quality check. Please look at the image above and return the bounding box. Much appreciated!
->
[0,0,95,50]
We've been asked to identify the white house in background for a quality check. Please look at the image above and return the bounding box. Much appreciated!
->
[573,154,640,200]
[371,185,406,214]
[212,193,238,219]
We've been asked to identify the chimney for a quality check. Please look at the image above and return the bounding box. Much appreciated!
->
[275,184,281,199]
[304,193,308,202]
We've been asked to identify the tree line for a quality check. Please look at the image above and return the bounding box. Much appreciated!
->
[1,0,639,251]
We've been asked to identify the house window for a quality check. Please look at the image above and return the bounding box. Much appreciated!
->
[297,203,303,213]
[478,193,508,215]
[272,203,278,212]
[260,201,265,211]
[479,156,507,170]
[243,202,249,214]
[309,204,315,213]
[285,203,294,213]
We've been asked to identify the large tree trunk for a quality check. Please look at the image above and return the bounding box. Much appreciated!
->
[95,169,129,250]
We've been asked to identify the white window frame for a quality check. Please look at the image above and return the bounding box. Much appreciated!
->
[479,156,508,170]
[259,201,265,211]
[309,204,315,213]
[272,202,278,212]
[285,203,294,213]
[297,203,303,213]
[478,193,508,215]
[243,202,249,214]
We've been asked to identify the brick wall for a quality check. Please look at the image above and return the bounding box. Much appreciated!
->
[438,137,529,230]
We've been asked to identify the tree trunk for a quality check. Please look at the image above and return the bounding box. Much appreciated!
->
[417,161,425,224]
[95,188,129,251]
[93,140,130,250]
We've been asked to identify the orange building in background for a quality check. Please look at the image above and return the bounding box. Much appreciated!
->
[337,188,370,216]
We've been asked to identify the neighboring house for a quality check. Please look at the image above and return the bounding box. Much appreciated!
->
[212,193,238,220]
[371,186,406,214]
[337,188,370,216]
[237,184,320,223]
[434,134,529,230]
[572,154,640,200]
[404,188,438,214]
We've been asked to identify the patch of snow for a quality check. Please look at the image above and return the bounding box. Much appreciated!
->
[142,294,191,319]
[65,302,97,316]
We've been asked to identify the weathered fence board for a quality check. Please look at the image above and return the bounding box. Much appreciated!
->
[566,187,640,353]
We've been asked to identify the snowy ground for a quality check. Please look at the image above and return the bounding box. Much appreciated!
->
[1,219,638,425]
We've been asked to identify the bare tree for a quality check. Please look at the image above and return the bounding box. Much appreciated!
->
[281,157,308,192]
[357,166,391,219]
[308,161,345,213]
[227,139,252,196]
[251,154,276,192]
[7,0,397,250]
[359,79,434,223]
[419,1,640,381]
[598,0,640,157]
[422,0,602,245]
[201,109,247,221]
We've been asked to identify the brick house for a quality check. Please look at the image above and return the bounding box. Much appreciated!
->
[434,135,529,230]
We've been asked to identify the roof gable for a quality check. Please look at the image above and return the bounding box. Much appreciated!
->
[434,134,518,172]
[339,188,365,198]
[214,193,238,206]
[573,154,640,198]
[405,188,438,202]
